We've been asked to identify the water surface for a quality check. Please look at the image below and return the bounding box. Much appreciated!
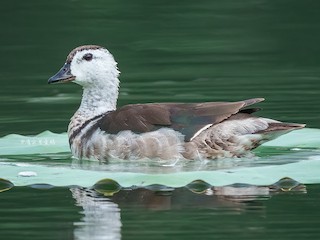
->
[1,184,320,240]
[0,0,320,136]
[1,0,320,239]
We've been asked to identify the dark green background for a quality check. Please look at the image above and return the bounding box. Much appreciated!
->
[1,1,320,239]
[0,0,319,136]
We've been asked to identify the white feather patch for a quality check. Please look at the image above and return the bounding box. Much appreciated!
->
[190,124,213,141]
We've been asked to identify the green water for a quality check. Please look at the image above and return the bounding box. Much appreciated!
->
[1,0,320,239]
[1,185,320,240]
[1,0,320,136]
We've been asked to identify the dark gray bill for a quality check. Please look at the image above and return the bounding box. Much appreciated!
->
[48,62,75,84]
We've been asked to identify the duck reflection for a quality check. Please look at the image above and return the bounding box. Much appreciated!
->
[71,187,122,240]
[71,178,306,240]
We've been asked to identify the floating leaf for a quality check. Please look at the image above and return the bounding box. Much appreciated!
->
[0,178,14,192]
[270,177,306,193]
[0,129,320,156]
[186,180,211,194]
[93,179,122,196]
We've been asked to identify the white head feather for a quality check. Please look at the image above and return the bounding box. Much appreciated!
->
[68,46,120,117]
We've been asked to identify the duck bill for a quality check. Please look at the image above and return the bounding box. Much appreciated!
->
[48,62,76,84]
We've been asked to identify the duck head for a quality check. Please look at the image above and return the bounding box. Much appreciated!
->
[48,45,120,88]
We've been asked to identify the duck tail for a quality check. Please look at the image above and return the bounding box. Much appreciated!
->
[257,122,305,140]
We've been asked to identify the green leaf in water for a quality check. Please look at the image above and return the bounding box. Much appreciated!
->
[0,178,14,193]
[0,128,320,156]
[269,177,306,193]
[186,180,212,194]
[93,178,122,196]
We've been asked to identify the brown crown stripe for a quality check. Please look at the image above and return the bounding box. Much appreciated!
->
[66,45,104,63]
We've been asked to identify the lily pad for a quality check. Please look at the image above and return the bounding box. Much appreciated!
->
[0,128,320,188]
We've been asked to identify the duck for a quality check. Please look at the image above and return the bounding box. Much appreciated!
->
[48,45,305,161]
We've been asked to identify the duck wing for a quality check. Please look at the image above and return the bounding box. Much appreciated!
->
[98,98,264,141]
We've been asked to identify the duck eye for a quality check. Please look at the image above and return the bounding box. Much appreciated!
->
[83,53,93,61]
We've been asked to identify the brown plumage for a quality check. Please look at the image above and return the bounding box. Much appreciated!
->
[96,98,264,141]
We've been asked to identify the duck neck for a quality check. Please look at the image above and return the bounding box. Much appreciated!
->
[76,80,119,120]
